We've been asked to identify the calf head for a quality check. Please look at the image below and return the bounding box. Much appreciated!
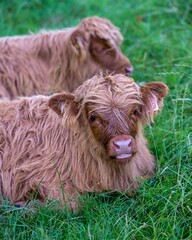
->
[70,16,133,77]
[49,75,168,164]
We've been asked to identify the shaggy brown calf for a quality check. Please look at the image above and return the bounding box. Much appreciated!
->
[0,16,133,99]
[0,74,168,209]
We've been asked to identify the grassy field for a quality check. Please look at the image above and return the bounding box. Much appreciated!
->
[0,0,191,239]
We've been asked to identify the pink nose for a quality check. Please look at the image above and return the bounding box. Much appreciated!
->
[125,66,134,75]
[112,138,132,152]
[108,135,135,157]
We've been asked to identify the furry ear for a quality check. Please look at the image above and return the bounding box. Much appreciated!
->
[48,92,78,116]
[71,30,87,57]
[90,36,115,57]
[140,82,168,120]
[90,36,118,70]
[90,36,110,53]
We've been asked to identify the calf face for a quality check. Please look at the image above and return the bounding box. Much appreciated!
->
[49,75,168,163]
[89,36,133,76]
[70,17,133,77]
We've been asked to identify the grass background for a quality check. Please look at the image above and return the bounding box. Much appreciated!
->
[0,0,191,239]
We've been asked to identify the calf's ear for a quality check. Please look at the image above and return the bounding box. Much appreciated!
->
[48,92,78,116]
[90,36,111,55]
[71,30,88,58]
[140,82,168,120]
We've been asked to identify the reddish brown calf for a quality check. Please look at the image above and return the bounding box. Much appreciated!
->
[0,16,133,99]
[0,74,168,209]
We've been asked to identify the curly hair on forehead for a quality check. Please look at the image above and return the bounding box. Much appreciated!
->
[74,74,141,109]
[78,16,123,46]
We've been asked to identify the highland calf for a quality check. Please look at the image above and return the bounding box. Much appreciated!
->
[0,74,168,209]
[0,16,133,99]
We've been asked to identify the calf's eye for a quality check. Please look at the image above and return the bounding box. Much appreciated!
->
[89,115,97,123]
[133,110,138,116]
[132,107,142,117]
[132,109,141,118]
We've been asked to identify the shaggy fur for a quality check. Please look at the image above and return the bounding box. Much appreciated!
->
[0,16,133,99]
[0,74,168,209]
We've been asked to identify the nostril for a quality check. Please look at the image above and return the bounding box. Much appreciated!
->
[125,66,133,74]
[113,141,120,149]
[127,139,132,147]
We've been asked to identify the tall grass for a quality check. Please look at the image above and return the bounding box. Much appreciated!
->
[0,0,191,239]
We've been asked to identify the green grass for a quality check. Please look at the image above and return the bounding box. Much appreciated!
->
[0,0,191,239]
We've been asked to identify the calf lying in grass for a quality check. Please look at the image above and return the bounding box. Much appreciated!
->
[0,74,168,209]
[0,16,133,99]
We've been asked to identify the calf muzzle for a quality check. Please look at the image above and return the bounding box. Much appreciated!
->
[108,134,136,162]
